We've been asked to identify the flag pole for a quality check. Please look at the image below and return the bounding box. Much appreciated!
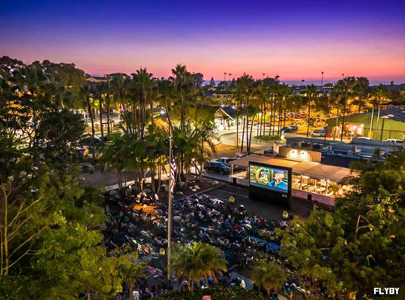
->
[167,128,173,282]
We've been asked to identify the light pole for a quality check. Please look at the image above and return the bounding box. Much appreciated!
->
[321,71,324,87]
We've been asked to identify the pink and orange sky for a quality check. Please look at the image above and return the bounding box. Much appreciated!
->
[1,0,404,83]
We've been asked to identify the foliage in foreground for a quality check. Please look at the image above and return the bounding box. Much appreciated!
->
[157,286,266,300]
[278,149,405,298]
[171,242,227,290]
[251,259,286,294]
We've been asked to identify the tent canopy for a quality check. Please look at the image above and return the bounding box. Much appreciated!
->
[231,155,354,182]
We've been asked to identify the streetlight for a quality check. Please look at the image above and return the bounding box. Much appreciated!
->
[380,114,394,140]
[321,72,324,87]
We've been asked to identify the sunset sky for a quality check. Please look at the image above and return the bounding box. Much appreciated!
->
[1,0,404,83]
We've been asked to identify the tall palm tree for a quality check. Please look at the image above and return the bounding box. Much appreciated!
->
[171,64,191,134]
[251,260,286,295]
[92,85,104,138]
[336,77,357,141]
[236,74,254,152]
[305,84,318,138]
[132,68,154,138]
[110,74,131,134]
[355,77,370,113]
[79,86,96,158]
[157,79,175,132]
[171,242,227,290]
[371,84,389,138]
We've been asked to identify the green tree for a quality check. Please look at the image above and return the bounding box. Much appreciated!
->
[171,242,227,290]
[279,149,405,298]
[335,77,357,141]
[132,68,155,138]
[304,84,318,138]
[354,77,370,113]
[117,251,147,300]
[235,75,254,152]
[251,260,286,295]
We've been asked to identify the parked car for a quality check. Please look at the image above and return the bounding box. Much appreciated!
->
[385,139,404,144]
[310,129,326,137]
[264,147,274,155]
[216,157,235,166]
[204,161,231,174]
[280,127,291,133]
[288,125,298,131]
[356,137,371,140]
[80,134,102,146]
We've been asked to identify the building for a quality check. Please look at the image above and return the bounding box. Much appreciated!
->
[203,90,233,105]
[230,155,354,207]
[284,136,404,168]
[380,101,405,111]
[326,108,405,141]
[214,106,237,129]
[292,85,334,96]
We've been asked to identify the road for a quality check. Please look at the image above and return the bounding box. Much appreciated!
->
[214,124,351,158]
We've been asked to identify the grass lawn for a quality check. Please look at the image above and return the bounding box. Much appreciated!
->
[254,135,281,141]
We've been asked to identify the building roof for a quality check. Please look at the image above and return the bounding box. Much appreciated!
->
[214,106,237,119]
[203,90,233,97]
[231,155,354,182]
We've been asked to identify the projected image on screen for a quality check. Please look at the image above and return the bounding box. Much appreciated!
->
[249,164,289,193]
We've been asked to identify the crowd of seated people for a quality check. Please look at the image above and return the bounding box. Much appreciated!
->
[104,186,298,299]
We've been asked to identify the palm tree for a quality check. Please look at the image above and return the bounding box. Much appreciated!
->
[80,86,97,158]
[251,260,286,295]
[91,85,104,138]
[99,133,128,188]
[157,78,175,132]
[305,84,318,138]
[110,74,131,134]
[132,68,154,138]
[118,252,146,300]
[171,64,192,134]
[144,125,168,193]
[355,77,370,113]
[171,242,227,290]
[194,121,218,181]
[371,84,389,137]
[236,74,254,152]
[336,77,357,141]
